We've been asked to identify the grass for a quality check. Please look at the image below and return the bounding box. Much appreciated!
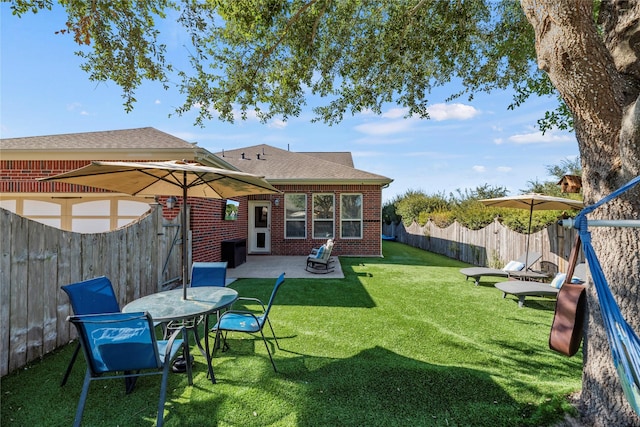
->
[1,241,582,426]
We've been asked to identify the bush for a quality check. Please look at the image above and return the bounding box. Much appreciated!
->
[384,186,580,232]
[382,197,401,225]
[428,210,456,228]
[453,201,500,230]
[396,190,451,226]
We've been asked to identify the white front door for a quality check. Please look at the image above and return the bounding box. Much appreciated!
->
[248,201,271,253]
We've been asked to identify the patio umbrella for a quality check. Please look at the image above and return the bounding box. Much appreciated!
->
[40,160,280,299]
[479,193,584,269]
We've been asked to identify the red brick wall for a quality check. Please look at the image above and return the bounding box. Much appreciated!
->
[253,184,383,257]
[0,160,101,193]
[2,161,383,258]
[187,196,247,262]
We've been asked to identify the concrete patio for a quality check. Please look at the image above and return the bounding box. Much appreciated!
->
[226,255,344,281]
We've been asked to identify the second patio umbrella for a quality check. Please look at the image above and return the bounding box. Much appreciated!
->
[40,160,280,299]
[479,193,584,269]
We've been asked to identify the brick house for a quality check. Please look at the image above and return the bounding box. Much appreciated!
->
[0,127,392,260]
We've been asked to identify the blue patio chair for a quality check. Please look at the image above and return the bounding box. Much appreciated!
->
[212,273,285,372]
[60,276,121,386]
[190,261,228,287]
[68,311,184,427]
[165,261,229,366]
[176,261,229,359]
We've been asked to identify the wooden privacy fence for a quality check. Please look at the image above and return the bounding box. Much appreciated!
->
[0,206,183,377]
[383,218,581,274]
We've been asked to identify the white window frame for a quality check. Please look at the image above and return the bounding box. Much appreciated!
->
[284,193,307,239]
[340,193,363,239]
[312,193,335,239]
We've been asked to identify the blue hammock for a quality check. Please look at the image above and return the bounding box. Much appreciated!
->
[573,175,640,415]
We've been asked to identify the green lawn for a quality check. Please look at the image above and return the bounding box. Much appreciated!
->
[1,241,582,426]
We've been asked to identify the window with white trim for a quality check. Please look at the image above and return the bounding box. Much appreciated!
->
[312,193,334,238]
[285,193,306,238]
[340,193,362,239]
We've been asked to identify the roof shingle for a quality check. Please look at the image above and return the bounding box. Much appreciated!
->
[1,127,195,150]
[217,144,392,184]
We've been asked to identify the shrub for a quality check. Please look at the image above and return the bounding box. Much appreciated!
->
[396,190,451,226]
[428,210,456,228]
[453,201,500,230]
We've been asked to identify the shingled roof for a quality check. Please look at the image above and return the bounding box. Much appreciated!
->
[0,127,204,162]
[216,144,392,185]
[1,127,196,150]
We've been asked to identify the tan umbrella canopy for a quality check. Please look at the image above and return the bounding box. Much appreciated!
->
[480,193,584,269]
[40,160,281,299]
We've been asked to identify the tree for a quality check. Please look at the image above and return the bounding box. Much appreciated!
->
[546,156,582,181]
[452,183,510,202]
[522,157,583,196]
[7,0,640,424]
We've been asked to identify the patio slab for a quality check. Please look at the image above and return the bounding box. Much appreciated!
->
[226,255,344,281]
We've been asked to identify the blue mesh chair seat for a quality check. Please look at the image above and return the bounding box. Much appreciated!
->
[60,276,121,386]
[68,311,184,427]
[212,273,285,372]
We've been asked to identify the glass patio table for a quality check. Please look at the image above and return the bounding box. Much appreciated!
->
[123,286,238,384]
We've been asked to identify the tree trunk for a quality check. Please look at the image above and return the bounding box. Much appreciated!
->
[521,1,640,425]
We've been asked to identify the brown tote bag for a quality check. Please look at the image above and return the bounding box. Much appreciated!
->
[549,234,587,357]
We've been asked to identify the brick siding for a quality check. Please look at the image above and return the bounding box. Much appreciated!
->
[2,161,383,259]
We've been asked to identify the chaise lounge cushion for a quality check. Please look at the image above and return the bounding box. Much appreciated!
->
[502,260,525,272]
[549,273,584,289]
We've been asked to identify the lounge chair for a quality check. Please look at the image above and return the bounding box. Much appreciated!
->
[306,239,335,273]
[459,251,548,285]
[495,263,587,308]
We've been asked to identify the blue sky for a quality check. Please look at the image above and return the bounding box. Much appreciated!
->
[1,4,580,202]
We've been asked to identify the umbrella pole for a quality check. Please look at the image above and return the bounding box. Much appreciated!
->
[182,175,188,300]
[525,204,533,271]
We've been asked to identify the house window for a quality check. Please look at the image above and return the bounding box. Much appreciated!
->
[285,193,306,238]
[340,193,362,239]
[313,193,334,238]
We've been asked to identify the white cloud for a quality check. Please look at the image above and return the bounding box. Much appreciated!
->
[472,165,486,173]
[382,108,409,119]
[427,103,479,121]
[353,136,411,145]
[354,120,415,136]
[494,138,504,145]
[496,166,512,172]
[508,129,573,144]
[155,99,161,105]
[354,103,479,136]
[268,119,287,129]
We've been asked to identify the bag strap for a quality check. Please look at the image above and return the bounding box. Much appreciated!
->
[549,233,587,356]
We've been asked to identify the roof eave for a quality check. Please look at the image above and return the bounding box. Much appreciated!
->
[267,178,393,186]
